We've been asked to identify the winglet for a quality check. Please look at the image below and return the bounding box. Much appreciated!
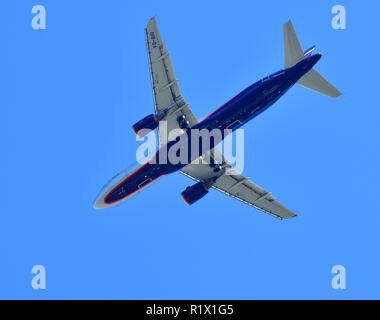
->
[149,14,158,20]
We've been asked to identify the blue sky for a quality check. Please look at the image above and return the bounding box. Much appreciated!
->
[1,0,379,299]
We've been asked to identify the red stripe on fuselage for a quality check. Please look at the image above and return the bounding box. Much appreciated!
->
[203,90,244,120]
[104,150,163,205]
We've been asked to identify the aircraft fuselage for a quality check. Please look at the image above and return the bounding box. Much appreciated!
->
[94,54,321,208]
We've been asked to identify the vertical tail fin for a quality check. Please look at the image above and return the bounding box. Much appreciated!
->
[283,20,342,98]
[283,20,304,69]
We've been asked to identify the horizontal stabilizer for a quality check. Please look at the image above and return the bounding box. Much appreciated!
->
[297,69,342,98]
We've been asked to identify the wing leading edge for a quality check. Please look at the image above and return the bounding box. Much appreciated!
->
[145,17,198,145]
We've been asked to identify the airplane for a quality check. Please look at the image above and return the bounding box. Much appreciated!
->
[94,18,341,220]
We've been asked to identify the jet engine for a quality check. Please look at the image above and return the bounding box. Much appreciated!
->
[132,114,159,138]
[181,182,210,205]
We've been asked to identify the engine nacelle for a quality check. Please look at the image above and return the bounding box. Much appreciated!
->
[132,114,159,138]
[181,182,209,205]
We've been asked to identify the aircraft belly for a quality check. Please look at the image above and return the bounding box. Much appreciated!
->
[94,161,166,208]
[104,164,163,204]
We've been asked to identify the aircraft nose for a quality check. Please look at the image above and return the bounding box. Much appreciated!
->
[93,190,108,209]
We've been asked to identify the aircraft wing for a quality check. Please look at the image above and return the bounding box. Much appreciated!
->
[145,17,198,145]
[180,148,297,220]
